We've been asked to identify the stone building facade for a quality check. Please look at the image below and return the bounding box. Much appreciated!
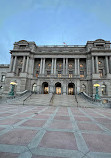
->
[1,39,111,98]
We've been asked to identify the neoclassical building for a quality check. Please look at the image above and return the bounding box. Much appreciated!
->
[1,39,111,98]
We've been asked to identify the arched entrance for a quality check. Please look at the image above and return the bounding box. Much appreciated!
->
[42,82,49,94]
[68,83,75,95]
[55,82,61,95]
[32,83,37,92]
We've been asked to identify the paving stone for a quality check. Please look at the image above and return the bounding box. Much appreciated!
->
[77,122,103,131]
[0,152,19,158]
[0,118,21,125]
[0,113,13,117]
[49,120,73,129]
[74,116,92,122]
[32,155,65,158]
[21,119,46,127]
[0,128,37,145]
[39,131,77,150]
[33,114,51,119]
[82,133,111,153]
[94,117,111,124]
[54,115,70,121]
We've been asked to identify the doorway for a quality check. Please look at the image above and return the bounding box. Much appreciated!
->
[42,82,48,94]
[55,82,61,95]
[68,83,75,95]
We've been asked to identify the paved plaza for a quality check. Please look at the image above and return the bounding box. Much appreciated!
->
[0,104,111,158]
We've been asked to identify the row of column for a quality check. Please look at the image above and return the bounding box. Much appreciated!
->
[39,58,80,75]
[92,56,111,74]
[9,56,29,73]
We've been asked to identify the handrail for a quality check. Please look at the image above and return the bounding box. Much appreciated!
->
[49,93,54,106]
[23,92,32,105]
[75,94,78,107]
[80,92,102,104]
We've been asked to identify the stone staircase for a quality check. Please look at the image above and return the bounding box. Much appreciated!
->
[52,95,77,106]
[24,94,52,106]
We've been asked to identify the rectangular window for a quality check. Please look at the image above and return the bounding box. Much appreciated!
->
[69,71,73,78]
[47,71,51,77]
[99,69,103,78]
[80,71,84,78]
[58,71,62,77]
[1,75,5,82]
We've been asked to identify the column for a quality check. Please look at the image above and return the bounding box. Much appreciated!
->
[40,58,43,74]
[25,56,29,73]
[77,59,80,75]
[9,56,14,72]
[66,58,68,75]
[75,58,77,75]
[63,58,65,75]
[109,56,111,74]
[13,56,17,73]
[105,56,109,74]
[22,56,26,72]
[54,58,57,75]
[51,58,54,74]
[95,56,99,73]
[92,56,95,74]
[42,58,45,74]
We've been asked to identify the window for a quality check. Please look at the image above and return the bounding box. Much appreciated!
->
[47,71,51,77]
[69,71,73,78]
[80,71,84,78]
[36,71,39,77]
[58,71,62,77]
[99,69,103,78]
[69,64,72,68]
[48,64,51,67]
[1,75,5,82]
[59,64,62,68]
[98,61,102,65]
[80,64,83,68]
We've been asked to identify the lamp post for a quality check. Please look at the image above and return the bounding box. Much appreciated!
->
[94,84,100,100]
[9,81,17,96]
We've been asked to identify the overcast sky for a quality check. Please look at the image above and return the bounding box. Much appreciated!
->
[0,0,111,64]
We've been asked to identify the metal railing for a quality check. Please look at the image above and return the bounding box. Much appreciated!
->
[80,92,102,104]
[23,92,32,105]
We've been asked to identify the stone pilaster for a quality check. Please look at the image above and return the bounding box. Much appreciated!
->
[9,56,14,72]
[95,56,99,74]
[25,56,29,73]
[40,58,43,74]
[77,59,80,75]
[109,56,111,74]
[92,56,95,74]
[63,58,65,75]
[54,58,57,75]
[75,58,77,75]
[51,58,54,74]
[105,56,109,74]
[42,58,45,74]
[13,56,17,73]
[66,58,68,75]
[22,56,26,72]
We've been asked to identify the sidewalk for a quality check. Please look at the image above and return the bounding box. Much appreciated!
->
[0,104,111,158]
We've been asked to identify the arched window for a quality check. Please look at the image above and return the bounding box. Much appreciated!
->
[32,83,37,92]
[101,84,107,95]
